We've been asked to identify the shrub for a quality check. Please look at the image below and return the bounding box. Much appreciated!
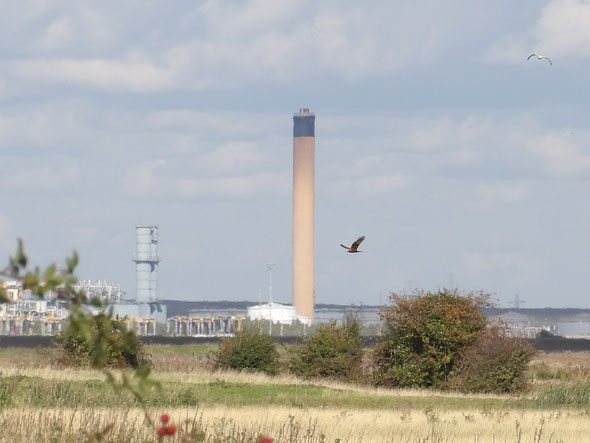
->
[57,313,152,369]
[373,289,490,389]
[289,314,363,382]
[211,324,279,375]
[446,325,536,393]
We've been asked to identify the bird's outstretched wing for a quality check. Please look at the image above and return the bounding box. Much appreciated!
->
[527,53,552,65]
[350,235,365,251]
[340,244,349,250]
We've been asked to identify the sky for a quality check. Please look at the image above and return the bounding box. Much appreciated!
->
[2,0,590,308]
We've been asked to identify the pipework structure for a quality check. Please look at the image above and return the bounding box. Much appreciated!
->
[292,108,315,323]
[110,225,166,323]
[133,225,160,303]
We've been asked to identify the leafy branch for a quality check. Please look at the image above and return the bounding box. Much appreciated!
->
[1,239,160,432]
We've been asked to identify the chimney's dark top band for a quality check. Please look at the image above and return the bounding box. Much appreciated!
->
[293,109,315,137]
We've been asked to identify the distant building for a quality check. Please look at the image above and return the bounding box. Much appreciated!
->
[75,280,124,304]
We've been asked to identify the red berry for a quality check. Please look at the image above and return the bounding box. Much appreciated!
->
[166,423,177,435]
[161,414,170,423]
[259,438,273,443]
[157,427,166,437]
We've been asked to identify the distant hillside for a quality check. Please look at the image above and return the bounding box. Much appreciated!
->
[483,307,590,319]
[161,300,382,318]
[162,300,590,319]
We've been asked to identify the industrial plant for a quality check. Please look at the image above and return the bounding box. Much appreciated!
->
[3,108,590,340]
[0,109,321,337]
[0,225,245,337]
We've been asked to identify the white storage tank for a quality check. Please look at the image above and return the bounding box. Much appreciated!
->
[247,302,310,325]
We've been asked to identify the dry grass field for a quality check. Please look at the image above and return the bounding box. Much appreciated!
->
[0,346,589,442]
[0,406,588,442]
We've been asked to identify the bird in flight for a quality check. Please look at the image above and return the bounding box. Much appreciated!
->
[527,53,552,65]
[341,235,365,253]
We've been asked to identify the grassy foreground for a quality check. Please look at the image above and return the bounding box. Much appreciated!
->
[0,406,588,442]
[0,345,589,442]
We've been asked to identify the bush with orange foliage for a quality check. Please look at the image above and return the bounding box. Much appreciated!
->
[373,289,491,389]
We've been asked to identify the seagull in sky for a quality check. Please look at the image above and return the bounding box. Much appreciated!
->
[527,53,552,65]
[341,235,365,253]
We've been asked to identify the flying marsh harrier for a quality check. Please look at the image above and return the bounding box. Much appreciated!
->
[527,53,552,65]
[341,235,365,253]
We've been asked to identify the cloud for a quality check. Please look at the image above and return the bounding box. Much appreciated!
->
[485,0,590,63]
[474,181,531,206]
[535,0,590,57]
[0,103,93,147]
[0,162,80,192]
[119,159,166,196]
[484,35,529,64]
[2,1,465,92]
[0,78,7,98]
[322,114,495,183]
[164,1,448,88]
[120,158,288,198]
[11,57,174,92]
[203,142,263,171]
[328,173,412,199]
[34,8,114,53]
[190,0,300,37]
[37,16,75,50]
[526,132,590,177]
[145,110,280,137]
[395,115,590,180]
[179,173,289,197]
[405,116,492,153]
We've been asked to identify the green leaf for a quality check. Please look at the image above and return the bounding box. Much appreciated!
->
[7,238,28,277]
[8,258,19,277]
[134,366,151,380]
[23,272,39,289]
[0,288,9,304]
[15,239,27,268]
[66,251,78,274]
[43,264,56,282]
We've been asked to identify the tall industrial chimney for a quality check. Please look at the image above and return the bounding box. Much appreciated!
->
[292,108,315,322]
[133,225,160,303]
